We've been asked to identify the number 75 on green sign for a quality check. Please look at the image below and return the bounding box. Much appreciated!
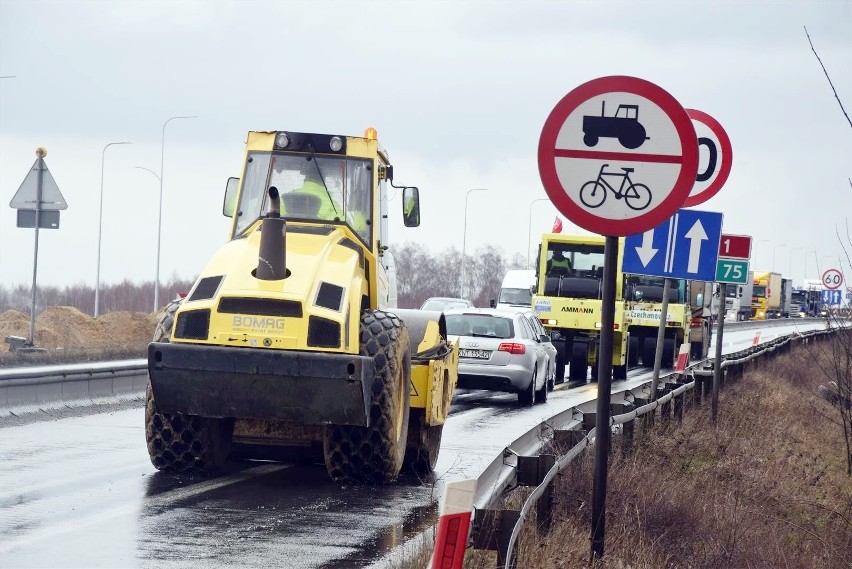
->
[716,259,750,284]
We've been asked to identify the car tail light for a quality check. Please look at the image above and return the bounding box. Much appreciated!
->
[498,342,526,355]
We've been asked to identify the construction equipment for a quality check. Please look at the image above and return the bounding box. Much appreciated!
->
[532,234,629,383]
[145,129,458,482]
[623,275,694,367]
[751,271,782,319]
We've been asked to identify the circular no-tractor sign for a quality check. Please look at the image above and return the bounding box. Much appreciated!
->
[822,268,843,290]
[682,109,733,208]
[538,76,698,236]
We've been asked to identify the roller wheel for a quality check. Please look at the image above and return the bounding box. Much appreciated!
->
[554,341,566,385]
[628,335,639,366]
[569,343,588,382]
[145,298,233,473]
[662,338,676,368]
[642,337,656,367]
[323,310,411,483]
[404,409,443,475]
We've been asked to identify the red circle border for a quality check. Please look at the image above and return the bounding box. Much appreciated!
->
[538,76,698,236]
[682,108,733,208]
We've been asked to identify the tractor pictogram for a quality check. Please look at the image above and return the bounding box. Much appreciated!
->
[582,101,649,150]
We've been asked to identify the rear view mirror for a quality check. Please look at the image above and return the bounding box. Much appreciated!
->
[402,186,420,227]
[489,299,496,308]
[539,334,551,343]
[223,177,239,217]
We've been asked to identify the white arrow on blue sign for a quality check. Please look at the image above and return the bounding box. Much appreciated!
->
[622,208,724,281]
[822,289,843,305]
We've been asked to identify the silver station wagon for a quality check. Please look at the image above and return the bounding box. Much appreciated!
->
[444,308,549,406]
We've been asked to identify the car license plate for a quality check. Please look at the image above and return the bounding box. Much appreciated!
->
[460,349,490,359]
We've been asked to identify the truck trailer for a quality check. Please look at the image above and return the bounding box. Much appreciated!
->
[751,271,782,320]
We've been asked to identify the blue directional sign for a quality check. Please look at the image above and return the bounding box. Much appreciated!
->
[821,289,843,305]
[622,209,724,281]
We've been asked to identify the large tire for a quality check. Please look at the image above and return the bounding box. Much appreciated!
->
[145,299,233,473]
[404,408,443,475]
[323,310,411,483]
[534,367,548,404]
[518,367,536,406]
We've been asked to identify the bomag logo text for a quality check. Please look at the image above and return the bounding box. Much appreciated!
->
[233,316,285,329]
[561,306,594,314]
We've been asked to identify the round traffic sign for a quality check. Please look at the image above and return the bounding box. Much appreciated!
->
[822,268,843,290]
[682,109,732,208]
[538,76,698,236]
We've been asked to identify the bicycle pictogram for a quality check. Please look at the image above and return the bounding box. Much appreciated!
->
[579,164,652,211]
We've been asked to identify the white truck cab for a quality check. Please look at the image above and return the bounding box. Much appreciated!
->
[494,270,536,311]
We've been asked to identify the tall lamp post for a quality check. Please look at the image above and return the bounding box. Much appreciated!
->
[771,244,787,272]
[155,115,197,312]
[94,141,132,318]
[788,246,803,285]
[755,239,770,268]
[527,198,550,268]
[461,188,488,299]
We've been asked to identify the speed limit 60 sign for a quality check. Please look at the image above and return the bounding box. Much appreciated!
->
[822,269,843,290]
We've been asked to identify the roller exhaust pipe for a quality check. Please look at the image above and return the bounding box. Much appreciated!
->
[256,187,287,280]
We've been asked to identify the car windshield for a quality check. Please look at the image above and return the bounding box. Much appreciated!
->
[234,152,372,244]
[445,314,514,339]
[498,288,531,305]
[753,286,766,297]
[422,299,470,311]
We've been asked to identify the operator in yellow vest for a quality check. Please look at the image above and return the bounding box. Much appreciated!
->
[547,249,572,276]
[281,163,342,221]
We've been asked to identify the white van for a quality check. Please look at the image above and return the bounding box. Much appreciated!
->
[494,270,536,310]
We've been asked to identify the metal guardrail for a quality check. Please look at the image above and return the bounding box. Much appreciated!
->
[0,359,148,415]
[471,327,835,568]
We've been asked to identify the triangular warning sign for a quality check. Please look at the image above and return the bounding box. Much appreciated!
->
[9,159,68,210]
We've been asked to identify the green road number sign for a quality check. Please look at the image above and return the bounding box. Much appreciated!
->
[716,259,749,284]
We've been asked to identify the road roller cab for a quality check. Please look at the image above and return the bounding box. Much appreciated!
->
[146,129,458,482]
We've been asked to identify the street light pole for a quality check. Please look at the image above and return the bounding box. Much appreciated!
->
[772,244,787,272]
[155,115,197,312]
[755,239,770,268]
[95,141,132,318]
[788,246,803,285]
[527,198,550,268]
[461,188,488,299]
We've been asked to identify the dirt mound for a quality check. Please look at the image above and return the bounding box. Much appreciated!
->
[38,306,109,349]
[0,306,157,352]
[99,311,158,347]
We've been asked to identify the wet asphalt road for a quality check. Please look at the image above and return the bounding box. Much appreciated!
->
[0,321,825,568]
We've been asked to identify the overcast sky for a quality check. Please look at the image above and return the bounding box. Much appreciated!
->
[1,0,850,295]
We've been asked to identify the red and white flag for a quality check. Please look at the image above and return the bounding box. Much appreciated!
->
[552,216,563,233]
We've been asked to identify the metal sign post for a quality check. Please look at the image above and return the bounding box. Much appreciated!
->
[28,150,45,346]
[649,278,672,401]
[9,147,68,348]
[591,235,618,558]
[712,283,727,425]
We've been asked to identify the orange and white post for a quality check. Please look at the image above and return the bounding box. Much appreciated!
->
[675,343,690,373]
[431,479,477,569]
[752,331,761,347]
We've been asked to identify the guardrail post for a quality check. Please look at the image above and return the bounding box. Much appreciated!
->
[611,402,634,454]
[554,427,585,450]
[659,386,672,425]
[516,454,557,533]
[471,508,520,568]
[673,389,684,423]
